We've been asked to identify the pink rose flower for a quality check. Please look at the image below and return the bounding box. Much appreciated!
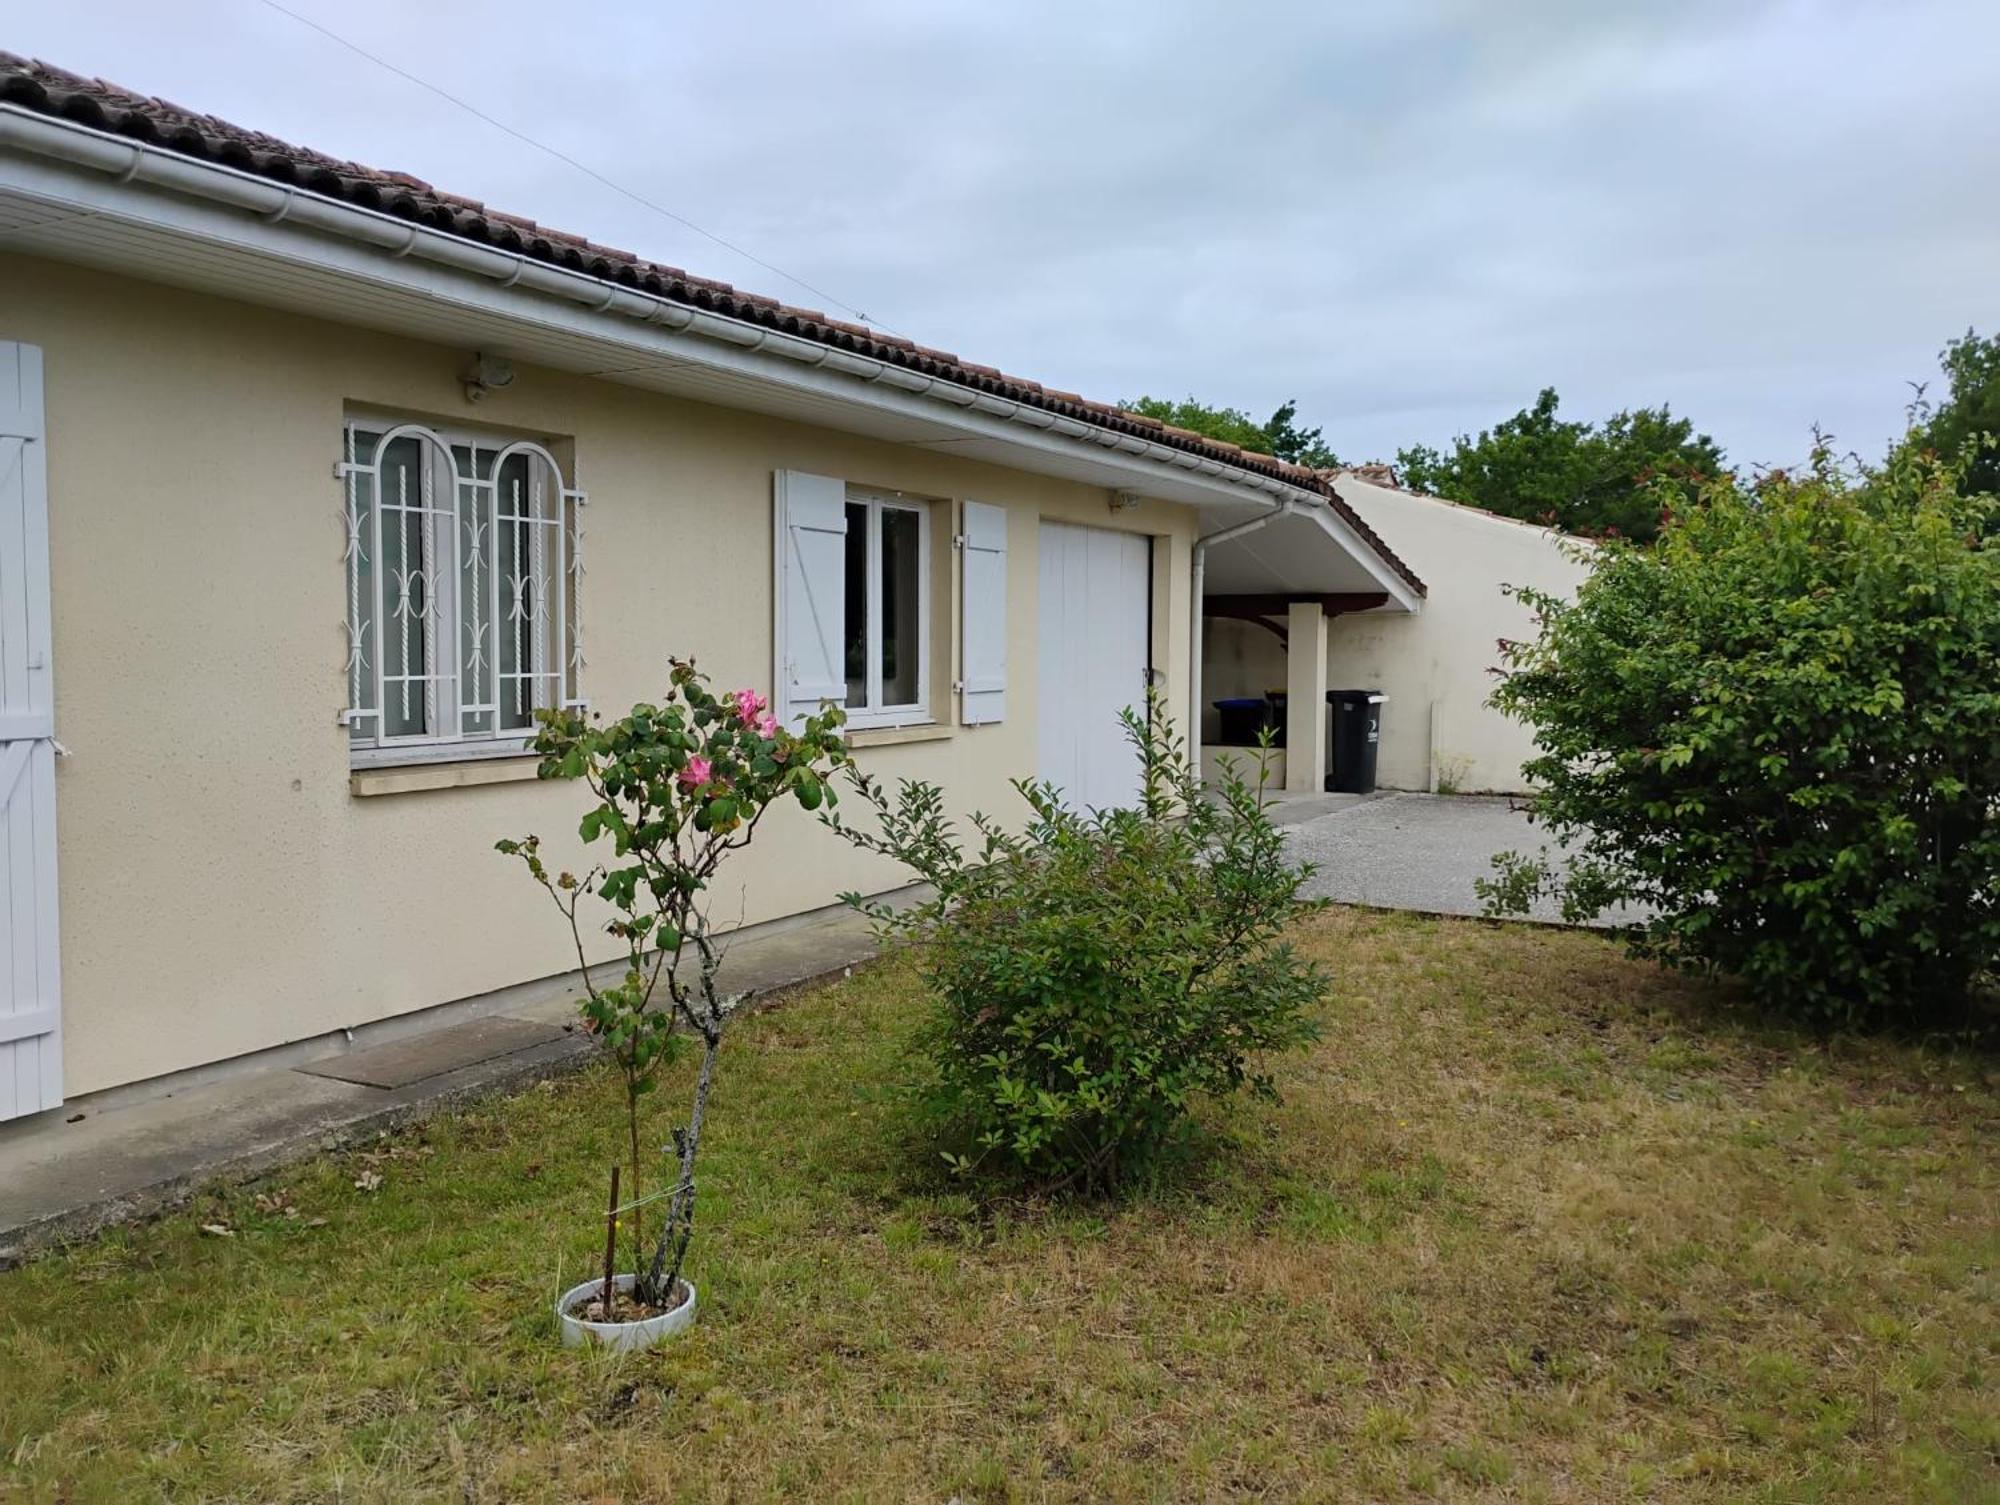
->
[730,687,768,726]
[679,754,713,790]
[754,711,780,739]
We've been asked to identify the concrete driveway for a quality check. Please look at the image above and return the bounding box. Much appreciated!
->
[1277,792,1602,923]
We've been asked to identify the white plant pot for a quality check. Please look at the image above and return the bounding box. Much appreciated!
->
[556,1273,698,1352]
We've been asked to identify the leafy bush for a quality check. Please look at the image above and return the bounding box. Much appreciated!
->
[1482,438,2000,1027]
[836,704,1325,1191]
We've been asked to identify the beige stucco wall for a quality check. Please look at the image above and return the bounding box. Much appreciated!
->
[1324,476,1592,793]
[1,254,1196,1097]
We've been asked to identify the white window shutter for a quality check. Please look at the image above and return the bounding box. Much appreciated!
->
[959,500,1007,724]
[774,471,847,727]
[0,342,62,1120]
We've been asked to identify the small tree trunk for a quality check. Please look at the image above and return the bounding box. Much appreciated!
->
[642,1024,719,1304]
[635,929,729,1309]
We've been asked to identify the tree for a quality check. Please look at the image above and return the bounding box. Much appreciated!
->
[1396,388,1725,542]
[1123,394,1341,470]
[1480,436,2000,1028]
[1261,399,1342,470]
[1916,328,2000,498]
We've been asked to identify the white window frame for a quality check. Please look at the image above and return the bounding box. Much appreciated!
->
[339,417,585,767]
[844,490,932,728]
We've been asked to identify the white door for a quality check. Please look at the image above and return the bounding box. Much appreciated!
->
[0,342,62,1120]
[1037,521,1151,809]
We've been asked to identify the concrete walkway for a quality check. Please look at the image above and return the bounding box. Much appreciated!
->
[0,903,882,1264]
[1255,789,1373,828]
[1283,791,1634,926]
[1284,792,1541,916]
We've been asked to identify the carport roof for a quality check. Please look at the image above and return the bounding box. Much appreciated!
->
[0,52,1429,598]
[1201,503,1420,610]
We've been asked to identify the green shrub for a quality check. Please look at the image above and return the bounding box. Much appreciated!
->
[1482,437,2000,1027]
[835,704,1325,1191]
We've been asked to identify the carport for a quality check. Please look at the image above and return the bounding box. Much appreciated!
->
[1192,493,1423,794]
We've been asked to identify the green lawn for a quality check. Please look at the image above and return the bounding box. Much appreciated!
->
[1,909,1994,1502]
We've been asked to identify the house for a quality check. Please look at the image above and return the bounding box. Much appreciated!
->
[0,55,1452,1119]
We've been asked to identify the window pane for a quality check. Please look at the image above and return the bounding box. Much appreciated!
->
[378,433,431,739]
[497,452,537,731]
[345,430,379,743]
[455,445,495,737]
[880,507,921,707]
[562,489,581,713]
[843,501,868,707]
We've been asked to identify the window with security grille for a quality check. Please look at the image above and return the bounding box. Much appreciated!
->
[341,420,583,762]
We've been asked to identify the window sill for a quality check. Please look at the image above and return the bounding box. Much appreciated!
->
[350,739,536,769]
[846,722,954,750]
[350,756,543,797]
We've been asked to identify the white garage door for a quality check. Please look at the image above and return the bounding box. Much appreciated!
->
[1037,521,1151,810]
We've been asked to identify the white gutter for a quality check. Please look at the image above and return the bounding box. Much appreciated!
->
[0,103,1333,519]
[1189,499,1305,781]
[0,103,1424,781]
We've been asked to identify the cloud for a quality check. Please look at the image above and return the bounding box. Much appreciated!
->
[16,0,2000,468]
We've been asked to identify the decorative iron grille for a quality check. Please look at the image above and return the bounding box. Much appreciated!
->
[339,420,583,759]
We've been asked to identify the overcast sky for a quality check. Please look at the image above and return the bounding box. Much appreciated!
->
[15,1,2000,469]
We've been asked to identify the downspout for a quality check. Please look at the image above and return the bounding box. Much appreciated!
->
[1189,498,1304,783]
[1428,698,1439,794]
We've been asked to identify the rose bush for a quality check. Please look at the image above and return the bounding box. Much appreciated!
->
[500,660,847,1306]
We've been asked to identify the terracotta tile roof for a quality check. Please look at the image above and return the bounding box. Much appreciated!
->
[0,52,1424,597]
[1344,462,1400,486]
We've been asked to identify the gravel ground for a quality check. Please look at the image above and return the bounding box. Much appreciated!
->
[1283,792,1628,925]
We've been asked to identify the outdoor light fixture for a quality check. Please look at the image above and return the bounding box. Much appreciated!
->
[462,352,515,403]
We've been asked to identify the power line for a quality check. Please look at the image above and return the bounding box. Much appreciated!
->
[255,0,886,328]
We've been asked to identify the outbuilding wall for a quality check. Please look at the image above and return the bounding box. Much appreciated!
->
[2,254,1196,1097]
[1323,475,1592,793]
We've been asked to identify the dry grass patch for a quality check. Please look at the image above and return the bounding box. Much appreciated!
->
[0,909,1994,1502]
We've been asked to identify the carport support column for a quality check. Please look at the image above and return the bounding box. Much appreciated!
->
[1285,600,1327,793]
